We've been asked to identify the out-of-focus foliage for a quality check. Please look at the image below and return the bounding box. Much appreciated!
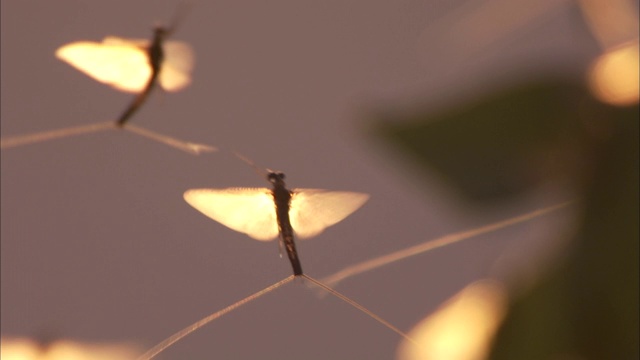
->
[488,102,638,360]
[376,80,614,203]
[376,78,639,359]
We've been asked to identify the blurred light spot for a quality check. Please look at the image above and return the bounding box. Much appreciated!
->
[0,338,40,360]
[588,41,639,106]
[1,338,140,360]
[397,279,507,360]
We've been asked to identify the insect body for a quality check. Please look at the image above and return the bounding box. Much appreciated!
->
[116,26,166,126]
[269,172,303,274]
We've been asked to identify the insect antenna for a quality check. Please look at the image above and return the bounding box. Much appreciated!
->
[320,201,573,289]
[165,2,194,37]
[302,275,419,346]
[137,274,420,359]
[0,121,216,155]
[1,121,115,149]
[124,124,217,154]
[137,276,295,360]
[232,151,270,182]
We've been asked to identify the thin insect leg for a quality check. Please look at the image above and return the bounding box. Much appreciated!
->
[124,124,217,155]
[0,121,115,149]
[320,201,573,288]
[165,2,194,36]
[137,276,295,360]
[302,275,420,347]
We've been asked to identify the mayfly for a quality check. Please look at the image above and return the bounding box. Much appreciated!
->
[2,9,213,154]
[139,174,418,360]
[55,21,194,126]
[183,171,370,275]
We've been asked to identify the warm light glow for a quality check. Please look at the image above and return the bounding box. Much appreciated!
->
[183,188,369,241]
[0,338,140,360]
[1,338,40,360]
[588,41,640,106]
[184,188,279,240]
[56,39,151,92]
[157,41,194,91]
[397,279,507,360]
[56,37,193,93]
[289,190,370,238]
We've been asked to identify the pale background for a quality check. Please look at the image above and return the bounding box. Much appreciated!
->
[2,1,597,359]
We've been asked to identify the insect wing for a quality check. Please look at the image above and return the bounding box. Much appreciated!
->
[159,41,194,92]
[102,36,148,48]
[55,37,151,92]
[289,189,370,239]
[184,188,279,241]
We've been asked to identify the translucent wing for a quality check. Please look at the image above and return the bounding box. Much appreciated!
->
[159,41,194,91]
[184,188,279,241]
[102,36,148,48]
[55,37,151,92]
[289,189,369,239]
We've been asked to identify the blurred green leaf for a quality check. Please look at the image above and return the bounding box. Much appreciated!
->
[489,107,639,360]
[375,78,639,359]
[376,80,609,202]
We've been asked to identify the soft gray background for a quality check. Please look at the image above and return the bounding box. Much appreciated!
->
[2,1,595,359]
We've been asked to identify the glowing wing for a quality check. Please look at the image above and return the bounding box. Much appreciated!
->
[159,41,194,91]
[184,188,279,241]
[55,37,151,92]
[103,36,148,48]
[289,189,369,239]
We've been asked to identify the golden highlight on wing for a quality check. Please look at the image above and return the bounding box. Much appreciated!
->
[159,41,195,91]
[55,38,151,92]
[289,190,369,239]
[183,188,279,241]
[55,36,194,93]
